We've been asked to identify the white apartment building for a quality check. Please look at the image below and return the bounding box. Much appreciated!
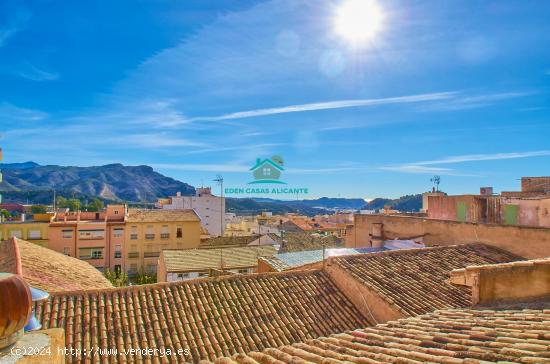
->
[159,188,225,236]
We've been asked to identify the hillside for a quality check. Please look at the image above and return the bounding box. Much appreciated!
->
[226,198,330,216]
[363,194,423,212]
[0,162,195,203]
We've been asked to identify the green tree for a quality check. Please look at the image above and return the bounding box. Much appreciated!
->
[134,269,157,285]
[30,205,47,214]
[86,198,104,212]
[103,268,128,287]
[0,209,10,221]
[57,197,81,211]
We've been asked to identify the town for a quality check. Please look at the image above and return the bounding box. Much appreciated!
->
[1,0,550,363]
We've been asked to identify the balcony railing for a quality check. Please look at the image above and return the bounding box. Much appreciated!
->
[160,233,170,239]
[145,234,155,240]
[144,251,160,258]
[80,254,103,260]
[128,252,139,259]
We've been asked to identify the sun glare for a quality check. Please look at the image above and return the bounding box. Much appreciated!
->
[334,0,385,44]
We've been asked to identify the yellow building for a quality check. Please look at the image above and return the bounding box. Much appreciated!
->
[0,220,51,247]
[124,209,201,275]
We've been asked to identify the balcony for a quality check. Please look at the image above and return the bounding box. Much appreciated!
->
[144,251,160,258]
[128,252,139,259]
[145,234,155,240]
[114,252,122,259]
[80,254,103,260]
[160,233,170,239]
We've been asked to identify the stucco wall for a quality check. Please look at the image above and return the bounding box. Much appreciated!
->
[346,214,550,259]
[478,264,550,304]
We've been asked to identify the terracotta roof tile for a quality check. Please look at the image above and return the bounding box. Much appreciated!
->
[162,246,277,272]
[330,244,524,316]
[270,232,344,253]
[0,237,112,293]
[127,208,200,222]
[212,308,550,364]
[35,270,368,362]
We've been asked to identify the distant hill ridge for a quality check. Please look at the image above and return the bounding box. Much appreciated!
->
[0,162,195,203]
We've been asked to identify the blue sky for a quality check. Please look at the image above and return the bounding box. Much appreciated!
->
[1,0,549,199]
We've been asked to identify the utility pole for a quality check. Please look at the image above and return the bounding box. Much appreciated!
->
[213,175,224,237]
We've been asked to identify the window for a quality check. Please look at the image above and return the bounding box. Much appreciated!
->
[63,247,71,256]
[113,228,124,237]
[160,225,169,239]
[145,225,154,240]
[62,229,73,239]
[114,245,121,258]
[238,268,249,274]
[28,230,41,240]
[262,167,271,176]
[9,230,22,239]
[114,210,119,215]
[78,229,105,240]
[114,265,121,274]
[130,226,137,240]
[176,227,183,238]
[177,273,190,279]
[198,272,208,277]
[79,247,104,260]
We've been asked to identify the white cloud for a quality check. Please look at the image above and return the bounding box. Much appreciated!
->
[419,92,531,111]
[15,63,58,82]
[0,6,31,47]
[0,102,48,121]
[381,150,550,175]
[167,92,457,125]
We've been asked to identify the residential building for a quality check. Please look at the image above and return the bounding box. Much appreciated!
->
[421,190,446,212]
[157,188,225,236]
[0,220,51,247]
[0,237,112,292]
[48,204,126,272]
[157,245,277,282]
[124,208,201,275]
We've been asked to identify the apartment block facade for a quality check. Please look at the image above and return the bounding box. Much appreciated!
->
[124,209,201,275]
[48,205,126,273]
[157,187,225,236]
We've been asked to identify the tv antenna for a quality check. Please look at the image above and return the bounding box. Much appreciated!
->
[430,175,441,192]
[213,175,225,236]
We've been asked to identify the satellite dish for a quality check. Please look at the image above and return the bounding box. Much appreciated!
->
[271,155,284,166]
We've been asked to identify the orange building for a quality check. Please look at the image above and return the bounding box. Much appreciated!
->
[48,205,126,273]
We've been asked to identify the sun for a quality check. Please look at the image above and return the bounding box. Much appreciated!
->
[334,0,385,44]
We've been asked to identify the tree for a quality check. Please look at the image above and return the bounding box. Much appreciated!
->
[30,205,47,214]
[57,197,81,211]
[134,269,157,285]
[103,268,128,287]
[0,209,10,221]
[86,198,104,212]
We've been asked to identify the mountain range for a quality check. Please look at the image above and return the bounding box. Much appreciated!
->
[0,162,422,213]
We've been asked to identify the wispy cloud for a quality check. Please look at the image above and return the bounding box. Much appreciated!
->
[15,62,58,82]
[0,102,48,121]
[152,163,249,173]
[0,6,31,47]
[381,150,550,175]
[162,92,457,126]
[419,92,531,111]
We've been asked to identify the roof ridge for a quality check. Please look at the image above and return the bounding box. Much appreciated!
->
[47,267,325,297]
[9,237,23,275]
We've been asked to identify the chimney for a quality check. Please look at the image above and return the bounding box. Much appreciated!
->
[176,192,181,197]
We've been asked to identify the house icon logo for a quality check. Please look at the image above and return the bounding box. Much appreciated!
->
[249,156,286,184]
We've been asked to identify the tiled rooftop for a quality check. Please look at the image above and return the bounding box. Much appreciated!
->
[199,235,266,249]
[330,243,523,316]
[261,247,384,271]
[162,245,277,272]
[212,308,550,363]
[35,270,368,362]
[269,232,344,253]
[0,237,112,293]
[127,208,200,222]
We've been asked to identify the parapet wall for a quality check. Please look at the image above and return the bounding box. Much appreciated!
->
[346,214,550,259]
